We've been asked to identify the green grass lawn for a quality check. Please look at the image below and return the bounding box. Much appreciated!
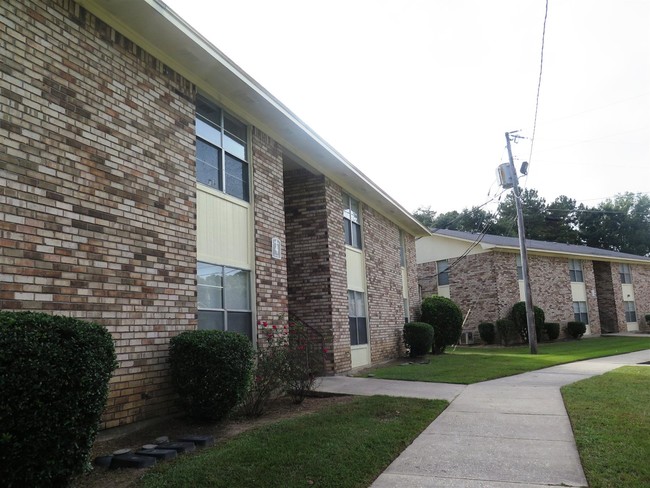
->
[366,337,650,384]
[562,366,650,488]
[137,396,447,488]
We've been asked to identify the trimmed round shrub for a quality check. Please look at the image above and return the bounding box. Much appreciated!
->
[478,322,496,345]
[496,318,516,346]
[420,296,463,354]
[510,301,545,342]
[566,321,587,340]
[544,322,560,341]
[170,330,253,421]
[0,311,117,487]
[403,322,434,357]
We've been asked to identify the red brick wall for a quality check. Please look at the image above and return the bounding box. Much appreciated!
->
[252,129,288,337]
[405,233,420,324]
[283,169,337,371]
[418,250,607,340]
[362,206,406,362]
[1,0,197,428]
[633,264,650,331]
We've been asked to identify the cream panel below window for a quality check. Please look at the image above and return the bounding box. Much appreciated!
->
[438,285,450,299]
[621,284,635,301]
[346,247,366,292]
[197,188,251,269]
[351,344,370,368]
[401,267,408,299]
[518,280,525,301]
[571,282,587,302]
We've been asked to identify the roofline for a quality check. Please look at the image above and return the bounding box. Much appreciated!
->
[424,230,650,265]
[76,0,430,237]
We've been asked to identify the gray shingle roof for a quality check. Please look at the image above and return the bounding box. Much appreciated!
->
[431,228,650,263]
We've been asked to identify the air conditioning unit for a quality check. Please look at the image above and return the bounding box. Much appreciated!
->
[460,331,474,345]
[496,163,515,189]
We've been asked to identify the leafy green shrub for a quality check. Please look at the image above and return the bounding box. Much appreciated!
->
[0,311,117,487]
[496,318,516,346]
[544,322,560,341]
[282,319,327,404]
[403,322,435,357]
[420,296,463,354]
[170,330,253,421]
[566,321,587,340]
[478,322,496,344]
[510,301,545,342]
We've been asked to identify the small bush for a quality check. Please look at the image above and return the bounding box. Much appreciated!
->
[403,322,435,357]
[566,321,587,340]
[496,318,516,346]
[544,322,560,341]
[281,319,327,404]
[478,322,496,344]
[0,311,117,487]
[420,296,463,354]
[510,302,545,342]
[170,330,253,421]
[240,320,288,417]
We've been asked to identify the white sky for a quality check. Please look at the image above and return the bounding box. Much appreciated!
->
[164,0,649,214]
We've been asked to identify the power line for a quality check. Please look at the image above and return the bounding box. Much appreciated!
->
[528,0,549,166]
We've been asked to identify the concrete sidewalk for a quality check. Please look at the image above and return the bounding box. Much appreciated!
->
[316,349,650,488]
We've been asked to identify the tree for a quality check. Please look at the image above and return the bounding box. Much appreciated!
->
[413,206,436,229]
[543,195,581,244]
[494,188,547,239]
[577,193,650,256]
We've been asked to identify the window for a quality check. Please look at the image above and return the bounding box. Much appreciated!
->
[343,194,362,249]
[196,96,249,201]
[437,260,449,286]
[569,259,583,282]
[516,255,523,280]
[619,264,632,284]
[197,262,252,338]
[572,301,588,323]
[348,290,367,345]
[399,230,406,267]
[624,301,637,323]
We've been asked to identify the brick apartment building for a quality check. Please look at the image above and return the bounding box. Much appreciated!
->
[417,229,650,340]
[0,0,429,428]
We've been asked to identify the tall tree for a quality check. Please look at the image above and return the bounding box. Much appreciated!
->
[543,195,581,244]
[412,206,437,229]
[494,188,547,240]
[578,193,650,256]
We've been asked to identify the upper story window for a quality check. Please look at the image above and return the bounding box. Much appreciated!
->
[569,259,584,283]
[399,230,406,267]
[343,193,362,249]
[516,255,523,280]
[437,260,449,286]
[196,95,249,202]
[619,263,632,284]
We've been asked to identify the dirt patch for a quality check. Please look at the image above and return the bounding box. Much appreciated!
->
[71,394,354,488]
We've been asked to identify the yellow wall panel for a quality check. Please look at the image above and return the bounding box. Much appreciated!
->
[346,247,366,292]
[571,282,587,302]
[197,188,251,269]
[621,283,635,302]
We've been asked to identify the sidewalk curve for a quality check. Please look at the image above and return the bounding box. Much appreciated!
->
[316,349,650,488]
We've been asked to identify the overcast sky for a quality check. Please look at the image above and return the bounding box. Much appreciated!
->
[164,0,649,215]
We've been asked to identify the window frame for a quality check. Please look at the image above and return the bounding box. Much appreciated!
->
[624,301,637,323]
[572,301,589,324]
[348,290,368,346]
[196,95,250,202]
[437,260,449,286]
[619,263,632,284]
[569,259,584,283]
[197,261,252,338]
[342,193,362,249]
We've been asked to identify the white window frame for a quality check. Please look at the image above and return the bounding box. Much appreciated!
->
[348,290,367,345]
[572,301,589,323]
[343,193,362,249]
[569,259,584,283]
[624,300,637,323]
[437,260,449,286]
[619,263,632,284]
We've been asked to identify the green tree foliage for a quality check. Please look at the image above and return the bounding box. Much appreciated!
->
[415,190,649,257]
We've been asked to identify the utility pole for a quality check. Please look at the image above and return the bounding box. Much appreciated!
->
[505,131,538,354]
